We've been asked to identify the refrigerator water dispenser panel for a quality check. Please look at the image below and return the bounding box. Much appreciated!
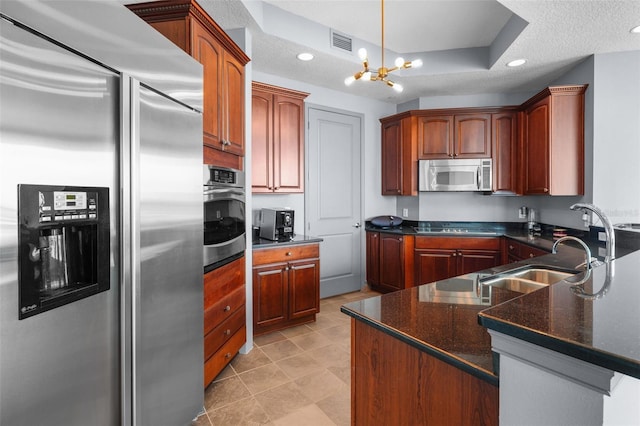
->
[18,184,110,319]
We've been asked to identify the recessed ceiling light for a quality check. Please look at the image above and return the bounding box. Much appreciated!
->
[297,52,314,61]
[631,25,640,34]
[507,59,527,67]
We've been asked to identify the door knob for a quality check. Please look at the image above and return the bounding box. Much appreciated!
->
[353,223,361,228]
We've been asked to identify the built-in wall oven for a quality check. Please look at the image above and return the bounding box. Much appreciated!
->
[203,165,245,272]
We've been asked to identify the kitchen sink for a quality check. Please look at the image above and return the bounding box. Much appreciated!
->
[481,277,548,294]
[480,266,577,294]
[507,268,575,284]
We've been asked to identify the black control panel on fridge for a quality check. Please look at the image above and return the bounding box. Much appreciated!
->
[17,184,110,319]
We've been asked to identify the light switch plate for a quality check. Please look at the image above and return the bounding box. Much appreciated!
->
[402,208,409,218]
[598,232,606,242]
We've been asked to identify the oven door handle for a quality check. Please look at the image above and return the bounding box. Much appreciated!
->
[204,188,245,203]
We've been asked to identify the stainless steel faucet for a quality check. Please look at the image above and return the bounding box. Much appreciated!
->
[552,236,594,271]
[570,203,616,262]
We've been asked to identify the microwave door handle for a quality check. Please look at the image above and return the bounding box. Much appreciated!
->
[477,166,482,190]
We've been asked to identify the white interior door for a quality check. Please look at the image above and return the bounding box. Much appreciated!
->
[306,107,362,298]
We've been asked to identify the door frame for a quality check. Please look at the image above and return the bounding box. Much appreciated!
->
[304,103,366,295]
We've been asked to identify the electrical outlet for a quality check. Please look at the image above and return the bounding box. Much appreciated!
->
[402,208,409,218]
[598,232,606,242]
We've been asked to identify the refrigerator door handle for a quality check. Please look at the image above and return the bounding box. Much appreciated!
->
[120,75,139,426]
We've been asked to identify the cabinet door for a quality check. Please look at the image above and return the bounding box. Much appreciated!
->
[274,93,305,193]
[417,115,453,159]
[454,113,491,158]
[524,98,550,194]
[191,21,222,150]
[414,249,457,285]
[492,112,519,193]
[381,120,403,195]
[458,250,501,275]
[366,232,380,287]
[288,258,320,319]
[222,51,245,156]
[379,234,405,291]
[253,263,288,329]
[251,90,273,192]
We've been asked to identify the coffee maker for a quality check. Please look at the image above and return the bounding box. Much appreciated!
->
[259,208,295,241]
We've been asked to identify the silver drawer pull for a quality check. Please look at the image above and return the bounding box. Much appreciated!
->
[224,329,231,336]
[223,305,231,312]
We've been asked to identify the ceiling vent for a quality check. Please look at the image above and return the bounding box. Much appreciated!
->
[331,30,352,53]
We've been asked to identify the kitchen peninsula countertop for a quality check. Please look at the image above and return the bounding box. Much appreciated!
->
[342,227,640,384]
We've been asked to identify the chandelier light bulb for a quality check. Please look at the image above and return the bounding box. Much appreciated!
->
[394,57,405,68]
[393,83,403,93]
[362,71,372,81]
[411,59,423,68]
[344,75,356,86]
[358,48,368,61]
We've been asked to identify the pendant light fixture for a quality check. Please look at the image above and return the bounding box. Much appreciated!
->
[344,0,423,93]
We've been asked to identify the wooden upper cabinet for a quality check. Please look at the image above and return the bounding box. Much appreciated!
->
[127,0,250,168]
[417,115,453,158]
[522,85,587,195]
[381,116,417,196]
[251,82,308,193]
[454,113,491,158]
[417,112,491,159]
[492,111,519,194]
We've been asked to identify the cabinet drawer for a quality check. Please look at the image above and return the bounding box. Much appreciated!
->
[520,244,548,259]
[204,256,245,310]
[253,243,319,266]
[505,241,521,258]
[204,305,245,360]
[415,236,501,250]
[204,285,246,335]
[204,325,246,387]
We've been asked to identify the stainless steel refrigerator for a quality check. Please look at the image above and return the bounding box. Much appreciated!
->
[0,2,204,425]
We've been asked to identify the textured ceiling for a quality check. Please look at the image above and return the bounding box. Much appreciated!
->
[124,0,640,103]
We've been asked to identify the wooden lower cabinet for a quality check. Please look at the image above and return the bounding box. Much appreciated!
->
[414,237,502,285]
[503,238,549,264]
[253,243,320,335]
[203,256,246,387]
[351,319,498,425]
[365,231,414,293]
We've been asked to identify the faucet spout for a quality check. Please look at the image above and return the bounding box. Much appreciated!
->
[570,203,615,262]
[552,236,593,271]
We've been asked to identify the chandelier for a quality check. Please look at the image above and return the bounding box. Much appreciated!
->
[344,0,423,93]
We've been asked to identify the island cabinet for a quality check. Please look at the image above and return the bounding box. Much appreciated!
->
[503,238,549,264]
[351,320,498,425]
[252,243,320,335]
[365,231,414,293]
[414,236,502,285]
[251,82,309,193]
[417,112,492,159]
[521,85,587,195]
[128,0,250,170]
[203,256,246,387]
[380,116,417,196]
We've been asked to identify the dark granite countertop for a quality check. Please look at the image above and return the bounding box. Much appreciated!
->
[343,222,640,384]
[479,250,640,380]
[252,234,323,249]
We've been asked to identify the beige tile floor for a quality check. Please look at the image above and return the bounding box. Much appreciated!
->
[193,289,379,426]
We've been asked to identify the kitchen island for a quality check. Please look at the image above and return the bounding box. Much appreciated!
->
[342,226,640,425]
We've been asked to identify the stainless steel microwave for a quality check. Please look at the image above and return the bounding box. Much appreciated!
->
[419,159,492,192]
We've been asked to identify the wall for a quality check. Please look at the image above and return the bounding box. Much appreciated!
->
[592,51,640,225]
